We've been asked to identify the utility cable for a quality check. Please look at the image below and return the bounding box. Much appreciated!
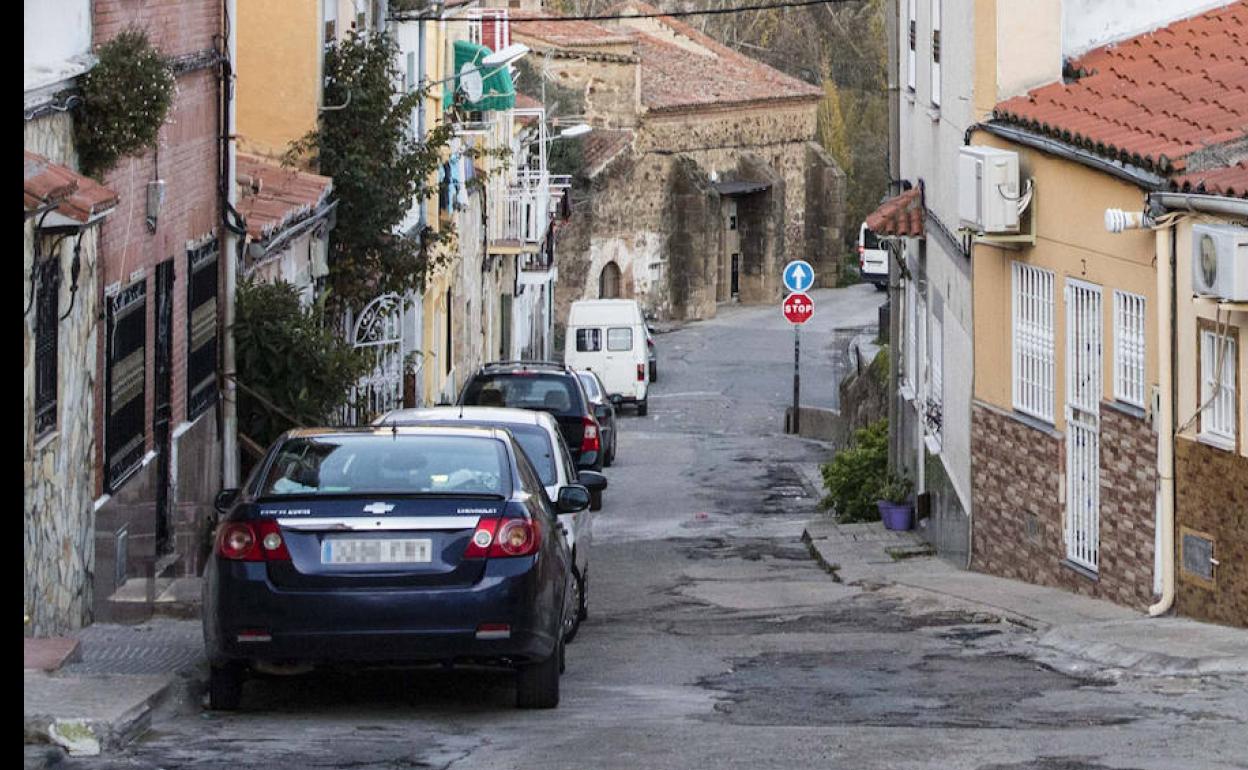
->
[397,0,862,24]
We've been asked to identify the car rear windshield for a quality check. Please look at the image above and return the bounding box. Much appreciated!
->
[577,373,601,399]
[462,373,583,417]
[259,434,509,498]
[862,227,881,249]
[508,425,557,487]
[575,328,602,352]
[607,327,633,351]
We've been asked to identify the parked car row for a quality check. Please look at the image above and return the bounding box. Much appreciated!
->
[202,307,659,712]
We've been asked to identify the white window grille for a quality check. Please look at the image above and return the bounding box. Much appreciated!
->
[1112,290,1146,407]
[929,0,941,107]
[917,290,928,401]
[904,278,917,393]
[906,0,917,92]
[1200,329,1238,448]
[1012,262,1056,422]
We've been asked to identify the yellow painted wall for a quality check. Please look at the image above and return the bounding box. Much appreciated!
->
[972,132,1157,434]
[236,0,321,160]
[1173,217,1248,458]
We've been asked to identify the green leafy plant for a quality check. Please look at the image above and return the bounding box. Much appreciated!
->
[233,279,371,450]
[75,27,175,178]
[820,418,889,522]
[286,29,505,312]
[876,473,913,504]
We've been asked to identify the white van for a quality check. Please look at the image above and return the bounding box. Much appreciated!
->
[858,221,889,290]
[564,299,650,415]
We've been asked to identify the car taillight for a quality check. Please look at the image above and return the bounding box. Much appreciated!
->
[465,517,540,559]
[637,363,645,382]
[464,518,500,558]
[216,520,290,561]
[581,416,600,454]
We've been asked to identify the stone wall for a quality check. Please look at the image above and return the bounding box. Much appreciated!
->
[1174,436,1248,628]
[970,401,1157,609]
[24,112,101,636]
[555,101,842,327]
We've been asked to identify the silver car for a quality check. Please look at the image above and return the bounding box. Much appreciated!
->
[376,406,603,641]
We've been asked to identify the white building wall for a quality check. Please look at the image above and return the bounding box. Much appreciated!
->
[24,0,92,96]
[1062,0,1232,56]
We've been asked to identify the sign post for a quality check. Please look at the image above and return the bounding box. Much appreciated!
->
[782,260,815,435]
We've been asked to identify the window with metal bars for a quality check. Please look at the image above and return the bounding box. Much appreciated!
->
[34,258,61,438]
[187,240,219,420]
[929,0,941,106]
[904,278,916,393]
[105,281,147,491]
[926,310,943,438]
[1199,329,1238,449]
[906,0,916,92]
[1012,262,1055,422]
[1112,290,1146,408]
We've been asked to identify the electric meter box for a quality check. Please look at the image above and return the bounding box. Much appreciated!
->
[958,146,1020,234]
[1191,223,1248,301]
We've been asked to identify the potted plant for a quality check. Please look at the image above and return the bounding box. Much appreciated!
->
[876,474,915,531]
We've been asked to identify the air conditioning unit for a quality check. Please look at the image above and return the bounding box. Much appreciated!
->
[1192,223,1248,301]
[958,146,1020,234]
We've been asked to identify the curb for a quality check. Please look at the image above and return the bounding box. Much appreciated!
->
[1035,631,1248,677]
[23,673,173,757]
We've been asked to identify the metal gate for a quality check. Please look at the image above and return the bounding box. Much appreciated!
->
[1064,279,1102,571]
[341,293,407,426]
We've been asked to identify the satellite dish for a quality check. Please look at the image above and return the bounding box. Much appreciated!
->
[458,63,483,103]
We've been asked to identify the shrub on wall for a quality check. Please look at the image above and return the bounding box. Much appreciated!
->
[75,27,175,179]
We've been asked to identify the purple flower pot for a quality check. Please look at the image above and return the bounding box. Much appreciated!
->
[877,501,914,531]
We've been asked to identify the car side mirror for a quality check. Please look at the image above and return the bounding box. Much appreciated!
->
[594,404,610,419]
[557,485,592,513]
[214,488,241,514]
[577,470,608,492]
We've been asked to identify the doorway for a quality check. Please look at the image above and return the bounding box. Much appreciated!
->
[153,260,174,556]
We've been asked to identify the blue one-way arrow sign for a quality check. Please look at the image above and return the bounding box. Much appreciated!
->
[783,260,815,293]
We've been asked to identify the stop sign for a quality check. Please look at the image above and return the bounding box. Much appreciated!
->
[782,292,814,324]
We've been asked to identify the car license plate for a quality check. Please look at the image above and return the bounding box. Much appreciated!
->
[321,537,432,565]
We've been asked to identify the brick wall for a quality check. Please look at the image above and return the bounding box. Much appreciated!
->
[970,401,1157,610]
[1174,436,1248,628]
[91,1,222,597]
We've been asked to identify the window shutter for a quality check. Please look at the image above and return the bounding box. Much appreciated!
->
[930,0,941,106]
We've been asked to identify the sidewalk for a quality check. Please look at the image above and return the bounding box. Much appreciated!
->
[24,616,204,760]
[802,516,1248,677]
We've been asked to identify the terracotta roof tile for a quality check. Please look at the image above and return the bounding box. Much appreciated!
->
[24,151,119,223]
[581,128,633,177]
[865,187,923,237]
[992,1,1248,175]
[236,154,333,241]
[510,12,634,48]
[1170,161,1248,198]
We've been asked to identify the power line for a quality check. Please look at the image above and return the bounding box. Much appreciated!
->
[398,0,864,24]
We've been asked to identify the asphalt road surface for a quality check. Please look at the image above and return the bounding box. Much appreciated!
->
[55,287,1248,770]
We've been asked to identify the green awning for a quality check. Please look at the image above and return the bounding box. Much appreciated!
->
[443,39,515,113]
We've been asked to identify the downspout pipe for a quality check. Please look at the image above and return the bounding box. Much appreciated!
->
[1148,223,1177,617]
[220,0,244,488]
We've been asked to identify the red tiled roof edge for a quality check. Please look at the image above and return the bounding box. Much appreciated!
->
[236,154,334,241]
[989,1,1248,178]
[24,151,120,223]
[1169,161,1248,199]
[865,187,923,237]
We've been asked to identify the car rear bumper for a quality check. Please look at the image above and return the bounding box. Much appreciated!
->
[204,558,558,667]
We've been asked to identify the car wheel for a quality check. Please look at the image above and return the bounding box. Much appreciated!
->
[875,281,888,291]
[565,568,585,643]
[637,398,648,417]
[207,663,245,711]
[577,568,589,622]
[589,487,603,512]
[516,642,561,709]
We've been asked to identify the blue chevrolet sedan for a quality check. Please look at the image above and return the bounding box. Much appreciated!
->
[202,426,588,710]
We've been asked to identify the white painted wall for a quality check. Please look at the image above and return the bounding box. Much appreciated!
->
[23,0,93,93]
[1063,0,1232,56]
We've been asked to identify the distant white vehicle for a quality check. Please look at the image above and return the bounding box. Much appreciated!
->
[564,299,650,416]
[858,221,889,291]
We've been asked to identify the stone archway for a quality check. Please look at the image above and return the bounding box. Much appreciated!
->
[599,261,622,298]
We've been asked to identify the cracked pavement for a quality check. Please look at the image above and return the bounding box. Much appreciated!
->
[46,287,1248,770]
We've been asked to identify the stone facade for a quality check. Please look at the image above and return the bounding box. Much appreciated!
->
[553,104,844,329]
[970,401,1157,610]
[23,113,101,635]
[1174,436,1248,628]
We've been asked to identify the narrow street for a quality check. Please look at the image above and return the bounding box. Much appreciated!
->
[50,287,1248,770]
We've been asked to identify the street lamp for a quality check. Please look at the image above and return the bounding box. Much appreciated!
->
[482,43,530,69]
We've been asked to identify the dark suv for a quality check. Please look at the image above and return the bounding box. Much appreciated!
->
[458,360,605,478]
